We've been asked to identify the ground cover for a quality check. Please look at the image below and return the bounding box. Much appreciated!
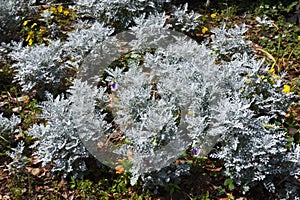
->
[0,0,299,199]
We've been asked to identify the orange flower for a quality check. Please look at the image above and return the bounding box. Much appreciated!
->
[115,165,124,174]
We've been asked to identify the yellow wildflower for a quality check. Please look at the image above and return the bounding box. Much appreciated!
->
[31,23,37,29]
[210,13,217,18]
[23,20,29,26]
[202,27,208,34]
[39,28,45,34]
[28,39,33,46]
[282,85,291,94]
[268,67,275,73]
[26,31,34,41]
[245,79,251,84]
[50,7,57,14]
[298,36,300,41]
[57,5,63,13]
[63,10,69,16]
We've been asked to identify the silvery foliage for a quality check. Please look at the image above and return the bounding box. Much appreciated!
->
[29,79,109,178]
[29,12,297,191]
[63,21,114,67]
[170,3,201,32]
[8,21,113,93]
[24,12,202,184]
[10,1,297,196]
[0,45,8,62]
[0,113,21,135]
[209,25,299,198]
[0,0,36,43]
[0,114,27,175]
[74,0,199,33]
[104,16,264,185]
[128,12,172,48]
[7,1,199,94]
[108,18,299,194]
[73,0,160,30]
[128,4,200,35]
[210,24,253,60]
[0,113,21,150]
[9,40,69,93]
[255,15,273,26]
[5,140,28,175]
[29,0,55,4]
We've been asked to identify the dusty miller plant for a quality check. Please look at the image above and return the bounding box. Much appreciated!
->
[169,3,201,32]
[74,0,164,30]
[10,1,298,197]
[5,140,28,177]
[7,1,200,96]
[8,21,113,94]
[29,79,109,178]
[25,11,203,184]
[0,114,27,178]
[209,24,299,198]
[103,20,299,194]
[98,16,265,185]
[0,113,21,151]
[9,40,70,93]
[210,23,253,61]
[74,0,199,33]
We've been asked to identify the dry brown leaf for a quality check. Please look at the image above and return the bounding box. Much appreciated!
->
[58,179,65,188]
[13,96,29,103]
[288,127,298,135]
[14,132,24,140]
[26,167,33,173]
[62,192,68,199]
[30,156,40,165]
[0,194,11,200]
[12,106,22,112]
[0,102,8,107]
[31,168,41,176]
[207,167,223,172]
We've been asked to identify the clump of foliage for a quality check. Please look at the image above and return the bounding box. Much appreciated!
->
[0,0,35,43]
[1,0,299,199]
[0,114,21,152]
